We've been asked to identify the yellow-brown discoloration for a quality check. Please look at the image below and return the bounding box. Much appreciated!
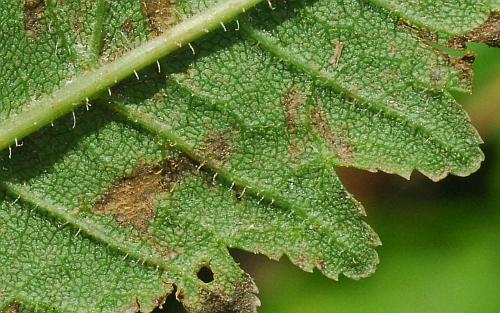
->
[197,274,260,313]
[161,157,197,191]
[121,19,137,38]
[450,12,500,48]
[398,20,438,42]
[448,52,475,87]
[199,130,239,166]
[3,304,20,313]
[311,105,355,163]
[142,0,177,36]
[328,41,344,67]
[122,299,140,313]
[284,88,307,161]
[284,88,307,134]
[94,165,162,230]
[94,157,195,230]
[24,0,45,37]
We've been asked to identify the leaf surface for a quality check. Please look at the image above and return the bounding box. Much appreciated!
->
[0,0,495,312]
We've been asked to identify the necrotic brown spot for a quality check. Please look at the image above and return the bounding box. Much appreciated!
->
[284,88,306,134]
[161,156,197,191]
[311,105,355,163]
[447,52,475,87]
[197,274,260,313]
[199,130,238,166]
[94,157,195,230]
[121,19,137,37]
[450,12,500,48]
[328,41,344,67]
[398,20,438,42]
[24,0,45,37]
[4,304,20,313]
[283,88,307,160]
[94,165,162,230]
[142,0,177,36]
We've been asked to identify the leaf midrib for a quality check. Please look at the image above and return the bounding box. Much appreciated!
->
[0,0,266,151]
[0,0,482,175]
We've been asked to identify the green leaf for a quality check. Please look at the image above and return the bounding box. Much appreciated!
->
[0,0,495,312]
[366,0,496,35]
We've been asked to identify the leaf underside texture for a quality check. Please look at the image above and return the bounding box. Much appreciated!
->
[0,0,496,312]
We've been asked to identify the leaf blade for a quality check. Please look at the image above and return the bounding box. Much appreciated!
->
[0,0,494,312]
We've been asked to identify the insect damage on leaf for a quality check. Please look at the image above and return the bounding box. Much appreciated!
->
[198,130,239,166]
[397,19,474,89]
[311,105,355,163]
[142,0,177,36]
[121,19,139,39]
[3,303,19,313]
[197,274,259,313]
[398,19,438,42]
[94,156,196,229]
[450,12,500,48]
[0,0,494,312]
[94,164,162,229]
[447,53,475,85]
[197,265,215,283]
[24,0,45,37]
[284,88,307,160]
[152,285,174,312]
[122,298,141,313]
[328,41,344,67]
[428,50,475,91]
[284,88,307,134]
[124,285,173,313]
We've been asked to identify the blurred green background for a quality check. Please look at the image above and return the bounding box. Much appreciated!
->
[162,43,500,313]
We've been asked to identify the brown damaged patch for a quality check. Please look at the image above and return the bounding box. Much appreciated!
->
[284,88,307,160]
[152,284,174,311]
[121,19,137,38]
[142,0,177,36]
[398,20,438,42]
[311,105,355,163]
[396,19,475,88]
[450,12,500,48]
[328,41,344,67]
[94,157,196,230]
[24,0,45,37]
[199,130,239,166]
[94,164,161,230]
[122,299,140,313]
[196,274,260,313]
[3,304,20,313]
[284,88,307,134]
[447,52,475,88]
[161,157,197,191]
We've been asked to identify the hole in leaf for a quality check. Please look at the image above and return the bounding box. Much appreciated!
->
[197,265,214,283]
[152,285,187,313]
